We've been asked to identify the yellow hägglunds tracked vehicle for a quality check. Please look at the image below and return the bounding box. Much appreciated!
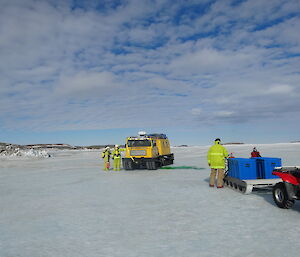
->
[122,132,174,170]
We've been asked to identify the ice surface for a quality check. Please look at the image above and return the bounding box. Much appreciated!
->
[1,144,300,257]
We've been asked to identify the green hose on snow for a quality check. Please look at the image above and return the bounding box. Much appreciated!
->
[160,166,205,170]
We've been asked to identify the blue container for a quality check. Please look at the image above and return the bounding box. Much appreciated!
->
[227,159,235,178]
[256,157,282,179]
[254,157,264,179]
[227,158,257,180]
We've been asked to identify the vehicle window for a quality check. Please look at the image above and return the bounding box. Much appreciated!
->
[127,140,151,147]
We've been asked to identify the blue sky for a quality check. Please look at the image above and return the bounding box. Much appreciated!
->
[0,0,300,146]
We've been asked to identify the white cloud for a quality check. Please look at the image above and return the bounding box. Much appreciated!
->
[168,48,255,75]
[0,0,300,133]
[214,111,234,118]
[191,108,202,115]
[56,71,120,97]
[267,84,294,94]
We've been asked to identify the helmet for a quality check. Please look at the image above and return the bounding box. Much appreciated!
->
[115,145,119,148]
[215,138,221,142]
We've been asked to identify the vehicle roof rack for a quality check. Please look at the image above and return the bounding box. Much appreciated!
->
[147,133,167,139]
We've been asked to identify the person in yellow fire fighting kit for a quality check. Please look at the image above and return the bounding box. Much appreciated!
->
[207,138,228,188]
[102,146,111,171]
[111,145,125,171]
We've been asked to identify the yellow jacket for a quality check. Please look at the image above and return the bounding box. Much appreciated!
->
[111,148,125,159]
[207,141,228,169]
[102,149,111,161]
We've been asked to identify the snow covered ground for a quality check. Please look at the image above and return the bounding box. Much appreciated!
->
[1,143,300,257]
[0,144,51,159]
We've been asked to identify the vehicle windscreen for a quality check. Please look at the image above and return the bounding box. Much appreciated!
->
[127,140,151,147]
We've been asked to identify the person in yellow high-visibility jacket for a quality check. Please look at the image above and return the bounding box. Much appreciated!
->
[111,145,125,171]
[102,146,111,171]
[207,138,228,188]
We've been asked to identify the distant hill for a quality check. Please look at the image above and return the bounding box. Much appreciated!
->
[1,142,123,150]
[25,143,113,150]
[223,142,244,145]
[26,143,75,149]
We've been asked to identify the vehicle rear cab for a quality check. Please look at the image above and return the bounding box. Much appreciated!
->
[122,132,174,170]
[125,137,159,159]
